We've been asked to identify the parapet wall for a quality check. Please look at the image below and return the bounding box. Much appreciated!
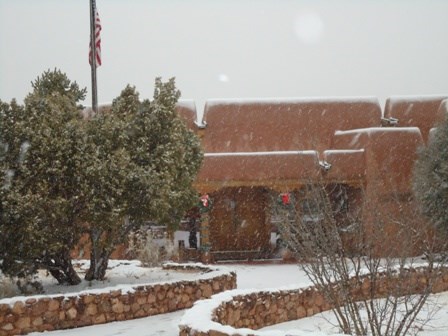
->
[179,267,448,336]
[0,263,236,336]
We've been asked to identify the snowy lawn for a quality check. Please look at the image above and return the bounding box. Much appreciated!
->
[19,263,448,336]
[259,292,448,336]
[1,260,204,299]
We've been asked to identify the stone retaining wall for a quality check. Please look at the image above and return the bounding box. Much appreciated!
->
[0,263,236,336]
[179,267,448,336]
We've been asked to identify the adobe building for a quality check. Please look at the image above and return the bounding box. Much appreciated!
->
[80,95,448,262]
[184,95,448,261]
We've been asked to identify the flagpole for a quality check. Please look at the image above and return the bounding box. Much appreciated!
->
[89,0,98,114]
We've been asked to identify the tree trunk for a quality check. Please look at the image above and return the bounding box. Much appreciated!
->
[85,229,112,281]
[44,250,81,285]
[85,248,110,281]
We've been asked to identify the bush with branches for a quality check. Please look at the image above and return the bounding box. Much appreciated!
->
[273,183,445,336]
[127,228,177,267]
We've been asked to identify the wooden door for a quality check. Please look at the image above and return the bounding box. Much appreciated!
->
[209,187,270,252]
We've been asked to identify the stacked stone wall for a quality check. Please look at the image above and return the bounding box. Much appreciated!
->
[0,264,236,336]
[179,267,448,336]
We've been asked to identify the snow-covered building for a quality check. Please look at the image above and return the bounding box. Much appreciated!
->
[80,95,448,262]
[182,95,448,261]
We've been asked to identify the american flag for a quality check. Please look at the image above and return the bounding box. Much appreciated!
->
[89,5,102,67]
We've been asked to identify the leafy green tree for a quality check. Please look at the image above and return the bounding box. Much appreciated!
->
[413,115,448,233]
[84,78,203,280]
[0,69,88,285]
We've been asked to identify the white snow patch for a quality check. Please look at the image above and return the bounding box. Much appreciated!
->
[176,99,197,110]
[387,94,448,103]
[428,127,439,144]
[0,261,231,306]
[335,127,421,136]
[204,150,318,157]
[324,149,365,155]
[205,96,380,108]
[26,264,448,336]
[180,284,349,336]
[260,292,448,336]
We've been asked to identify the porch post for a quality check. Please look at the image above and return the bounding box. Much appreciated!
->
[200,212,212,263]
[199,194,213,264]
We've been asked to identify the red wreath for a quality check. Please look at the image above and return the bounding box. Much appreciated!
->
[280,193,290,205]
[200,194,210,207]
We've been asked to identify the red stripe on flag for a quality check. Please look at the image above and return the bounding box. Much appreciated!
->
[89,6,102,67]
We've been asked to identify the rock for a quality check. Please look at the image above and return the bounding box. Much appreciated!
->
[202,284,213,298]
[48,299,60,311]
[15,317,31,329]
[86,304,98,316]
[82,295,95,304]
[209,329,229,336]
[4,314,15,323]
[111,290,122,297]
[212,281,221,291]
[1,323,14,331]
[157,290,166,301]
[136,296,147,305]
[32,317,44,327]
[66,307,77,320]
[98,300,112,313]
[147,294,156,303]
[297,306,307,318]
[112,302,124,314]
[31,301,48,316]
[12,301,25,315]
[93,314,106,324]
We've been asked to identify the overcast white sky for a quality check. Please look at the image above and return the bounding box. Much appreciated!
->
[1,0,447,114]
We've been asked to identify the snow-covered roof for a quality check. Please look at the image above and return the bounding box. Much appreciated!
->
[323,149,365,155]
[200,98,382,154]
[385,94,448,104]
[384,96,447,143]
[204,96,380,107]
[176,99,197,110]
[334,127,421,136]
[322,150,366,182]
[204,150,318,157]
[196,151,321,192]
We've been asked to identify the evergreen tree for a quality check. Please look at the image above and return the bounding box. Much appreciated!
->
[1,72,203,284]
[84,79,203,280]
[82,87,135,281]
[0,69,88,285]
[0,99,34,278]
[413,115,448,233]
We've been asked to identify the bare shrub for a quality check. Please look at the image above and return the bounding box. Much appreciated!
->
[128,229,177,267]
[161,237,177,261]
[0,275,17,299]
[273,183,446,336]
[0,270,44,298]
[16,275,43,295]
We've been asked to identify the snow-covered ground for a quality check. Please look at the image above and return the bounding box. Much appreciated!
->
[44,260,204,295]
[0,260,204,300]
[260,293,448,336]
[22,263,448,336]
